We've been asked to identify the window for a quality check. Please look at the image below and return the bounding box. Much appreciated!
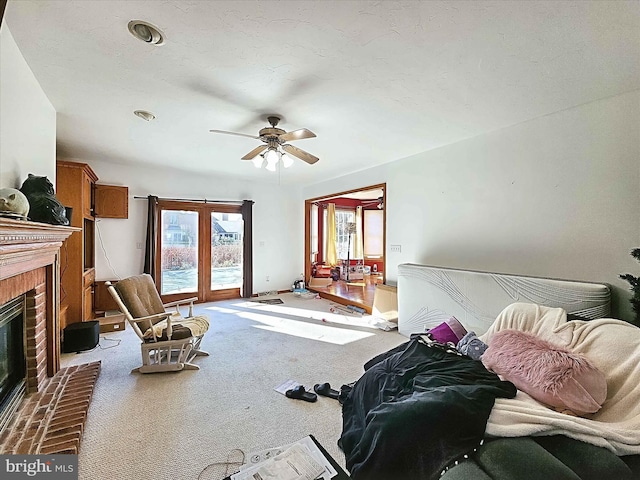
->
[364,209,384,257]
[156,200,249,302]
[323,208,356,260]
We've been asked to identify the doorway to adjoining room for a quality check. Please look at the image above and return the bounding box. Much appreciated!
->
[304,183,386,313]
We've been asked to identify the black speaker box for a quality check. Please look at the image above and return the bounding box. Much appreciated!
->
[63,320,99,353]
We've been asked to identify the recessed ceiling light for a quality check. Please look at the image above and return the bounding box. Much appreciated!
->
[127,20,165,46]
[134,110,156,122]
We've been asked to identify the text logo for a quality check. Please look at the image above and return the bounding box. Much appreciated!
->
[1,455,77,479]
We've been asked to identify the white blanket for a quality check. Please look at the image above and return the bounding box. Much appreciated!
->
[479,302,640,455]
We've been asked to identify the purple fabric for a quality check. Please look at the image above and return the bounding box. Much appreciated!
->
[428,317,468,344]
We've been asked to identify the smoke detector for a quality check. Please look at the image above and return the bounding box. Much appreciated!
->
[134,110,156,122]
[128,20,165,46]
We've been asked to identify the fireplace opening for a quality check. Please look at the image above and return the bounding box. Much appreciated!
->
[0,295,26,434]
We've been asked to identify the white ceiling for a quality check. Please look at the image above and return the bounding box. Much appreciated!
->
[5,1,640,186]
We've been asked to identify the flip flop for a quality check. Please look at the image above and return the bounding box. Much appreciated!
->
[314,382,340,400]
[285,385,317,402]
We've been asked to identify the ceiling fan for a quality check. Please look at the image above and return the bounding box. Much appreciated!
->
[361,197,384,209]
[209,116,319,169]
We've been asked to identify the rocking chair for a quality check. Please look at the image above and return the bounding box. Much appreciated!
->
[106,274,210,373]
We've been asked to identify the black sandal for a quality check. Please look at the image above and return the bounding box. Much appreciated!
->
[285,385,317,402]
[314,382,340,400]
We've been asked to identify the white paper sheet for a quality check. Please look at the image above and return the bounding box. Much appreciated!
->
[231,444,324,480]
[241,436,338,480]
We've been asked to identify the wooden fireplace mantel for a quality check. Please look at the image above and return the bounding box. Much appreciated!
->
[0,218,78,280]
[0,217,79,377]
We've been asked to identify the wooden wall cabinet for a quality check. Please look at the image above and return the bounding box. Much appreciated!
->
[56,160,129,331]
[94,184,128,218]
[56,161,97,327]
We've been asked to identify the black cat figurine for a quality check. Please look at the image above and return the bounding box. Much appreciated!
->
[19,174,69,225]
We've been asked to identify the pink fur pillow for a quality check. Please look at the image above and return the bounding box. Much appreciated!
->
[482,330,607,415]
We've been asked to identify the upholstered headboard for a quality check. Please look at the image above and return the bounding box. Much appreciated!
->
[397,264,611,338]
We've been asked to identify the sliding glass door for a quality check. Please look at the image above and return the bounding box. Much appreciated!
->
[157,200,245,303]
[210,210,243,292]
[160,208,199,295]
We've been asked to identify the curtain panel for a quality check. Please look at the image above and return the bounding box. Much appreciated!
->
[325,203,337,266]
[354,206,364,259]
[143,195,158,278]
[241,200,254,298]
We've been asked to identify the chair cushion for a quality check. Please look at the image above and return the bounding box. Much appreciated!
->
[114,274,165,318]
[473,437,581,480]
[142,314,210,341]
[533,436,635,480]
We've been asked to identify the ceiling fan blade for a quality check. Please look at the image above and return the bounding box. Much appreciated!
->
[209,129,259,140]
[279,128,316,142]
[282,144,319,165]
[241,145,267,160]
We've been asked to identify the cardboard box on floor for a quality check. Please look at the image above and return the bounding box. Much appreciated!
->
[97,310,126,333]
[373,284,398,322]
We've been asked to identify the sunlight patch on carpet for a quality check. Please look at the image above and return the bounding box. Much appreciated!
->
[205,305,242,314]
[238,302,333,321]
[237,311,374,345]
[233,300,384,328]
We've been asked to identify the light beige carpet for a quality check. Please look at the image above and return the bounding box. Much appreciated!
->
[61,293,406,480]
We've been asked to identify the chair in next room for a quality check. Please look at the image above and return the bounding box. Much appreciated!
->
[106,274,210,373]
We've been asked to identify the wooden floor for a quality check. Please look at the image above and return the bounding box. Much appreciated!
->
[307,274,383,314]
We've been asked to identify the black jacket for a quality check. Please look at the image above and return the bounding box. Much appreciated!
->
[339,337,516,480]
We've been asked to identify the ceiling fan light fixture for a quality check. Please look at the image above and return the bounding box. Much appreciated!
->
[252,155,265,169]
[265,148,280,165]
[281,153,293,168]
[265,160,277,172]
[128,20,165,46]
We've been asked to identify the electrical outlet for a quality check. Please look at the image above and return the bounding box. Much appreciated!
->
[266,275,270,282]
[136,242,143,249]
[390,244,402,253]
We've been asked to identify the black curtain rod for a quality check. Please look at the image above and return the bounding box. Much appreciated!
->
[133,196,246,204]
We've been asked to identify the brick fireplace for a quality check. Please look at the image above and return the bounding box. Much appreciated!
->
[0,218,100,454]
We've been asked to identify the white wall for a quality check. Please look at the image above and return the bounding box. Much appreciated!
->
[0,23,56,189]
[304,91,640,322]
[80,158,303,294]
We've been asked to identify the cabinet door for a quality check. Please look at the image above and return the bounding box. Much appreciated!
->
[82,268,95,321]
[59,304,69,331]
[83,285,94,321]
[94,185,128,218]
[83,173,94,217]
